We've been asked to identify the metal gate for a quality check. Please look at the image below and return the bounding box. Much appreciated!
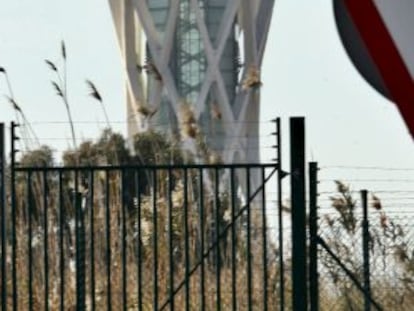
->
[0,122,288,311]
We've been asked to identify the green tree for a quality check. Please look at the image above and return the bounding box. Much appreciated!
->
[133,130,184,165]
[95,128,130,165]
[20,145,54,167]
[62,128,131,166]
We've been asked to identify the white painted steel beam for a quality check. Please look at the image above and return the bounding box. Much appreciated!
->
[108,0,275,165]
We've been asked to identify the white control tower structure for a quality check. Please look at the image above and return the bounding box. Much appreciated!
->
[108,0,275,164]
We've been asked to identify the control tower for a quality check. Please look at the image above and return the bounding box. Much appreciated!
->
[108,0,274,164]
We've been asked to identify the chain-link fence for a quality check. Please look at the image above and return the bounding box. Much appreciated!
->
[316,174,414,311]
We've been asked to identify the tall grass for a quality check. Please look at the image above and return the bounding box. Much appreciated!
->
[46,41,77,151]
[5,167,283,310]
[317,181,414,310]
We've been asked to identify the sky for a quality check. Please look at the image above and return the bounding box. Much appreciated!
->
[0,0,413,205]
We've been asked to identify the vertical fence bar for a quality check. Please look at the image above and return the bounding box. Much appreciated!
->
[75,170,86,311]
[275,117,285,311]
[198,168,205,311]
[27,172,33,311]
[183,169,190,311]
[290,117,307,311]
[246,168,252,311]
[0,123,6,311]
[214,168,221,311]
[43,170,49,311]
[135,170,143,311]
[58,171,65,311]
[361,190,371,311]
[105,170,111,311]
[309,162,319,311]
[10,122,18,311]
[121,169,127,311]
[89,170,95,311]
[167,168,175,311]
[152,169,158,310]
[230,168,237,311]
[261,167,268,311]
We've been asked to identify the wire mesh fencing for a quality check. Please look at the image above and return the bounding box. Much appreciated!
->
[315,178,414,311]
[317,207,369,310]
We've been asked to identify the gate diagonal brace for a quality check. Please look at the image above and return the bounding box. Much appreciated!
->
[158,166,278,310]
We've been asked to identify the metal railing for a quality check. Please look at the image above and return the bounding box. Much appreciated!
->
[1,162,284,310]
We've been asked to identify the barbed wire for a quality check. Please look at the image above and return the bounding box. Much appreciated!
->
[319,179,414,183]
[319,190,414,194]
[321,165,414,171]
[22,120,275,126]
[16,134,273,141]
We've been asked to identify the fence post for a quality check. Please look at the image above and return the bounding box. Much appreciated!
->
[290,117,307,310]
[0,123,6,311]
[361,190,371,311]
[10,122,19,311]
[272,117,286,310]
[309,162,319,311]
[74,172,86,311]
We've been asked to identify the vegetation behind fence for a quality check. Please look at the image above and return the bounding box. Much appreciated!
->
[2,163,286,311]
[316,179,414,311]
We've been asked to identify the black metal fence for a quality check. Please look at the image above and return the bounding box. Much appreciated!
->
[1,161,286,310]
[309,162,414,311]
[7,118,411,310]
